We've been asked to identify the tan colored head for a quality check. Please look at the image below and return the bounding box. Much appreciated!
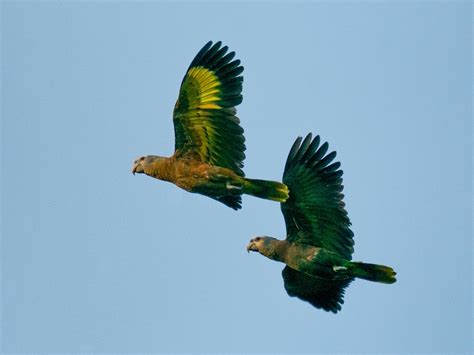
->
[132,155,166,175]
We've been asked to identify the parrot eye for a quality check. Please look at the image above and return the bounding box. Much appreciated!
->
[140,157,145,161]
[255,237,261,242]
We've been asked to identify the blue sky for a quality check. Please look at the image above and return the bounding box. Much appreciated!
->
[1,1,472,353]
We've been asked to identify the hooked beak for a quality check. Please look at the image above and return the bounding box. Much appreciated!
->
[246,241,257,253]
[131,160,143,175]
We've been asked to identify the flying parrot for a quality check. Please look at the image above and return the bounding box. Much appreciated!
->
[132,41,289,210]
[247,133,396,313]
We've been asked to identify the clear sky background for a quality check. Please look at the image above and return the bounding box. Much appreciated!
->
[1,1,471,353]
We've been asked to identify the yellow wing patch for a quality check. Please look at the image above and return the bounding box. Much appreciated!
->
[186,67,222,110]
[191,118,218,161]
[173,41,245,175]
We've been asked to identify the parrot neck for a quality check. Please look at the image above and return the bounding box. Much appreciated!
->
[263,239,288,263]
[144,156,174,182]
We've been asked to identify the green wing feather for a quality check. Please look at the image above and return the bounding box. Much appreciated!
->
[281,133,354,259]
[282,266,353,313]
[173,41,246,176]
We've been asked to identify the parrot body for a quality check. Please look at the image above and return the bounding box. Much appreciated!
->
[138,154,287,208]
[247,133,396,312]
[132,41,288,210]
[249,238,396,284]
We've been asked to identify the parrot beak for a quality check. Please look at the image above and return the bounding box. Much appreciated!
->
[131,160,143,175]
[246,241,257,253]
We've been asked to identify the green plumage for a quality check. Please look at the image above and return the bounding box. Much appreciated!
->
[173,41,246,176]
[349,262,397,284]
[243,178,289,202]
[132,41,289,210]
[247,133,396,313]
[282,266,352,313]
[282,134,354,259]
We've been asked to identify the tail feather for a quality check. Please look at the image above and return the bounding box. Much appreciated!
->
[350,262,397,284]
[243,178,289,202]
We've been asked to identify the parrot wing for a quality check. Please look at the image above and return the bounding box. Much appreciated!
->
[173,41,245,176]
[282,266,353,313]
[281,133,354,260]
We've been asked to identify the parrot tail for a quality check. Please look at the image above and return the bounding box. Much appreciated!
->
[349,262,397,284]
[242,178,289,202]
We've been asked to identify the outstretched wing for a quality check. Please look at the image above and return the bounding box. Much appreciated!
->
[282,266,353,313]
[173,41,245,176]
[281,133,354,259]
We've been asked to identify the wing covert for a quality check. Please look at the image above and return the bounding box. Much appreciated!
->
[173,41,245,175]
[281,133,354,259]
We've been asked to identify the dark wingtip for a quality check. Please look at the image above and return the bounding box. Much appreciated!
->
[284,136,303,173]
[188,41,214,68]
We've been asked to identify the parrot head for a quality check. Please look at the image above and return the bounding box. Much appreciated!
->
[246,236,278,257]
[131,155,165,175]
